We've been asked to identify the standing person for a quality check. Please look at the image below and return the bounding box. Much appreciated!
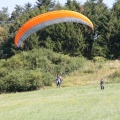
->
[100,79,105,90]
[56,74,62,87]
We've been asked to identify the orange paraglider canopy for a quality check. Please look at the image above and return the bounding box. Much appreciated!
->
[14,10,94,47]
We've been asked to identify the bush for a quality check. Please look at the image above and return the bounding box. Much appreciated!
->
[0,48,86,93]
[93,56,106,63]
[0,70,43,92]
[42,72,54,86]
[0,69,55,93]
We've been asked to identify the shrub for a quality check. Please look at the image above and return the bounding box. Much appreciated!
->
[42,72,54,86]
[93,56,106,63]
[0,70,43,92]
[0,48,86,93]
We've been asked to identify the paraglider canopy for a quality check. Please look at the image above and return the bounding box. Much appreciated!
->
[14,10,94,47]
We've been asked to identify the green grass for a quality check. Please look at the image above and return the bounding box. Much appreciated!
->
[0,83,120,120]
[63,60,120,86]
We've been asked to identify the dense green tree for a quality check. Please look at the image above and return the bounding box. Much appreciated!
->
[0,7,9,25]
[83,0,110,58]
[108,0,120,59]
[36,0,55,11]
[11,5,23,20]
[0,0,120,59]
[65,0,81,11]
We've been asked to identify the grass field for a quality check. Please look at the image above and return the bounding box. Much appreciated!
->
[0,83,120,120]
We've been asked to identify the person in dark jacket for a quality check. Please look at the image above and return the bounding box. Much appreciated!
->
[100,79,105,89]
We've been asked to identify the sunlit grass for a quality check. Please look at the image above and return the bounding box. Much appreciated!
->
[63,60,120,86]
[0,83,120,120]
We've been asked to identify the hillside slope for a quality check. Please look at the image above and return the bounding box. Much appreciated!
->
[63,60,120,86]
[0,48,119,92]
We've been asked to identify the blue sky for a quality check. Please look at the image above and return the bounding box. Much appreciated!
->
[0,0,115,15]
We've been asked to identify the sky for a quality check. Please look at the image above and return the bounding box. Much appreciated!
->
[0,0,115,15]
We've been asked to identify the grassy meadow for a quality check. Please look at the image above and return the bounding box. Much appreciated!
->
[62,60,120,86]
[0,83,120,120]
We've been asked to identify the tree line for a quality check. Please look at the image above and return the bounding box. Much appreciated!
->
[0,0,120,60]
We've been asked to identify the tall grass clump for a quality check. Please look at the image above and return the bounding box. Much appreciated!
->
[108,70,120,83]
